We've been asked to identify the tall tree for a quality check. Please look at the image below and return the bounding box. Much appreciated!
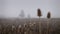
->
[27,14,31,19]
[19,10,25,18]
[27,14,31,24]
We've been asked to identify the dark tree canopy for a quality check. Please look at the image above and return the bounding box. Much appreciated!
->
[37,8,42,17]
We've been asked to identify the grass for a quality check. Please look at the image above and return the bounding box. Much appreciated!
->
[0,18,60,34]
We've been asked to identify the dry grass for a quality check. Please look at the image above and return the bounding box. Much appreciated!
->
[0,18,60,34]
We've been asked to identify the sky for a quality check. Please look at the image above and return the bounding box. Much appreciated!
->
[0,0,60,18]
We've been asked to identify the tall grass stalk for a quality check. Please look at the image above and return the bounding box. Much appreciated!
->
[47,12,51,34]
[39,17,41,34]
[37,8,42,34]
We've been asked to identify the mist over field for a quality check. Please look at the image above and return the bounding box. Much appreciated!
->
[0,18,60,34]
[0,0,60,18]
[0,0,60,34]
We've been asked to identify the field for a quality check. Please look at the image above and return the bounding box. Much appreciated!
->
[0,18,60,34]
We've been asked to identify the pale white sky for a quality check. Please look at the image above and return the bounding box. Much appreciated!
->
[0,0,60,18]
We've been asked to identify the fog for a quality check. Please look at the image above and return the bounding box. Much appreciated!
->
[0,0,60,18]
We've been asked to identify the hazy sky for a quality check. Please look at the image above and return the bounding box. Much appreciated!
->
[0,0,60,18]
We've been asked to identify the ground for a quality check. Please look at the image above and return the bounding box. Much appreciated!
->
[0,18,60,34]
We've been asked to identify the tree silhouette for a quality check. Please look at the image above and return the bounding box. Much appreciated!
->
[27,14,31,19]
[19,10,25,18]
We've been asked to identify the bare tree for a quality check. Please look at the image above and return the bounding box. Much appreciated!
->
[27,14,31,19]
[19,10,25,18]
[27,14,31,24]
